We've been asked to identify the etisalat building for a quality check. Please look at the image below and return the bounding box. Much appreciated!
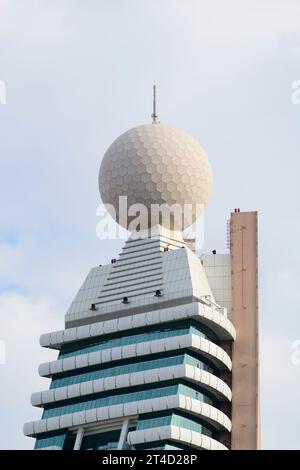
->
[24,91,259,451]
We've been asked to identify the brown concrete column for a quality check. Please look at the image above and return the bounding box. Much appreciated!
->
[230,211,259,449]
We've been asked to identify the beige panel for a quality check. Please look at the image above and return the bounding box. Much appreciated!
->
[230,211,259,449]
[184,238,196,252]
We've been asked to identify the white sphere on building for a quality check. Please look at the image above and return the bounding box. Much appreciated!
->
[99,123,212,231]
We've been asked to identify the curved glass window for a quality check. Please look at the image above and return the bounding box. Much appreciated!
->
[35,434,66,449]
[50,353,213,389]
[81,429,120,450]
[136,413,212,437]
[43,383,212,419]
[58,325,214,360]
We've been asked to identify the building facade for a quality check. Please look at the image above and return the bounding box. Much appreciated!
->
[24,117,259,450]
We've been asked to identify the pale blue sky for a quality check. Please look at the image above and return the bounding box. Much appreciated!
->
[0,0,300,449]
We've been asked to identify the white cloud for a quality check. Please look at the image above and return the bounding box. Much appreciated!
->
[0,292,62,449]
[0,243,23,281]
[174,0,300,46]
[0,0,72,45]
[260,332,300,449]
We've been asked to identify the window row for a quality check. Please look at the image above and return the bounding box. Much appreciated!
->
[136,412,213,437]
[58,324,214,359]
[50,353,214,389]
[42,383,213,419]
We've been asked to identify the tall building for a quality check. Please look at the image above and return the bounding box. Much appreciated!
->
[24,99,259,450]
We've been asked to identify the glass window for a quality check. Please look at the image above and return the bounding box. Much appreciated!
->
[51,353,214,389]
[81,429,120,450]
[58,321,216,360]
[136,412,213,437]
[35,434,66,449]
[43,383,212,419]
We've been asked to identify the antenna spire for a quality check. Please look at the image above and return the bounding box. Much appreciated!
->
[151,84,158,123]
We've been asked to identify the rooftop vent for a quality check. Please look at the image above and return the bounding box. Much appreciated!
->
[155,289,162,297]
[122,296,130,304]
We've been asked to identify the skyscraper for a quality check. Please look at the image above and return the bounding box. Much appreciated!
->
[24,98,259,450]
